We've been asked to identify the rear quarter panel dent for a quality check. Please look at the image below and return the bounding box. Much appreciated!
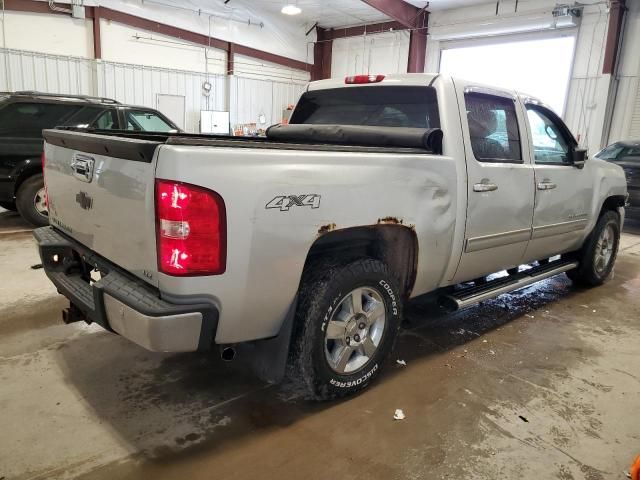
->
[155,146,459,344]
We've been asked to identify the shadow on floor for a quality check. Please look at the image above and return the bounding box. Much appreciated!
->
[53,263,608,471]
[0,208,33,232]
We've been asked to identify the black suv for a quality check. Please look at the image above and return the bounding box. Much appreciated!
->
[0,91,179,226]
[595,141,640,224]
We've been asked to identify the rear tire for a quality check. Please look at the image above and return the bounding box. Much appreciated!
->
[566,210,620,286]
[16,174,48,227]
[0,201,17,211]
[289,258,402,400]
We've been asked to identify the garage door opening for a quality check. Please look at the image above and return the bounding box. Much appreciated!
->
[439,35,576,115]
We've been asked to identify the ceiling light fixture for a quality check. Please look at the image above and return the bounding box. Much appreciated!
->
[281,3,301,15]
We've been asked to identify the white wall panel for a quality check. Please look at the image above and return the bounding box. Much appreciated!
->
[0,49,94,95]
[0,11,93,58]
[100,21,227,75]
[608,0,640,142]
[96,0,313,63]
[331,31,410,79]
[563,6,610,153]
[0,48,306,133]
[97,61,226,133]
[230,76,305,126]
[427,0,613,153]
[234,54,310,83]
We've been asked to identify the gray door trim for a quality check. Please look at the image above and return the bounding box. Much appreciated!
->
[465,228,532,253]
[531,218,588,240]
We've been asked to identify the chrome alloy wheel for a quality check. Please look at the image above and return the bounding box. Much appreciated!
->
[594,224,614,274]
[34,187,48,217]
[324,287,386,374]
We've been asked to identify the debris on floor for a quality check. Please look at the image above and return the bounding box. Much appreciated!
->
[393,409,405,421]
[396,359,407,366]
[629,453,640,480]
[30,263,43,270]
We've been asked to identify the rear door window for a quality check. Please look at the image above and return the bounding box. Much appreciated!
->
[0,102,82,137]
[290,86,440,128]
[93,110,118,129]
[464,92,522,162]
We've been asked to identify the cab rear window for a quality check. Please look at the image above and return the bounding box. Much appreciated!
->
[290,86,440,129]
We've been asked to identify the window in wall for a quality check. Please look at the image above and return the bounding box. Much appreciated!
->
[440,35,575,115]
[465,92,521,162]
[526,107,570,164]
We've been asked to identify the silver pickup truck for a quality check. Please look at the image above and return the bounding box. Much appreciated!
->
[35,73,627,399]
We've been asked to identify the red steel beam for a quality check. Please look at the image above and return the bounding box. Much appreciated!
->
[325,20,408,40]
[3,0,69,16]
[232,43,310,72]
[407,10,428,73]
[90,7,102,59]
[602,0,626,75]
[312,27,333,81]
[99,7,230,51]
[361,0,422,28]
[227,42,235,75]
[360,0,429,73]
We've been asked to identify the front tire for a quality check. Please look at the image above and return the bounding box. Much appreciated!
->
[566,210,620,286]
[290,258,402,400]
[16,174,48,227]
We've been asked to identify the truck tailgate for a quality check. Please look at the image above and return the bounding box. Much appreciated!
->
[42,129,161,287]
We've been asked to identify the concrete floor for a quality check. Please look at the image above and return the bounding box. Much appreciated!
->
[1,207,639,480]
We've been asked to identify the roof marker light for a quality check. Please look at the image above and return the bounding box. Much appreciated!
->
[345,74,385,84]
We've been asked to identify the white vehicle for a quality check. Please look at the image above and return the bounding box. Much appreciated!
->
[35,73,627,399]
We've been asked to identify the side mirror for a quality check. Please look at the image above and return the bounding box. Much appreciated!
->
[570,147,587,168]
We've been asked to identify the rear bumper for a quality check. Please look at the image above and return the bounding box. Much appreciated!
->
[34,226,218,352]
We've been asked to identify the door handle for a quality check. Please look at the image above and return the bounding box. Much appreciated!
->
[473,182,498,192]
[537,181,557,190]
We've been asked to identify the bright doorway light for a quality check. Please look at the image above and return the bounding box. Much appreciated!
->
[281,4,302,15]
[440,35,575,115]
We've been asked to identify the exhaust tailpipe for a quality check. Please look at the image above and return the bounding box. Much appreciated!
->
[221,346,236,362]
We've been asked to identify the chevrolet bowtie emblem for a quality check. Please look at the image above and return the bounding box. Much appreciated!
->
[76,191,93,210]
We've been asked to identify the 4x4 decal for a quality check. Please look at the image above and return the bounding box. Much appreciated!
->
[266,194,321,211]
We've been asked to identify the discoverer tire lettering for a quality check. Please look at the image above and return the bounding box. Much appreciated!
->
[289,258,403,400]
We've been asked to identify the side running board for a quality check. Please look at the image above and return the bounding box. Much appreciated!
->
[440,259,579,311]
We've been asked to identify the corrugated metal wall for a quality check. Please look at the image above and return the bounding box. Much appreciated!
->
[231,76,305,126]
[96,61,226,133]
[0,48,94,96]
[0,47,307,133]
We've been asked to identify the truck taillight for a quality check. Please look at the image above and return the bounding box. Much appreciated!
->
[345,74,385,84]
[155,179,226,276]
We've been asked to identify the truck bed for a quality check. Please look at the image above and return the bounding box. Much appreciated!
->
[43,124,443,161]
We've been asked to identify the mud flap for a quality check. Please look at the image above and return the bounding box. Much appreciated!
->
[236,296,298,384]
